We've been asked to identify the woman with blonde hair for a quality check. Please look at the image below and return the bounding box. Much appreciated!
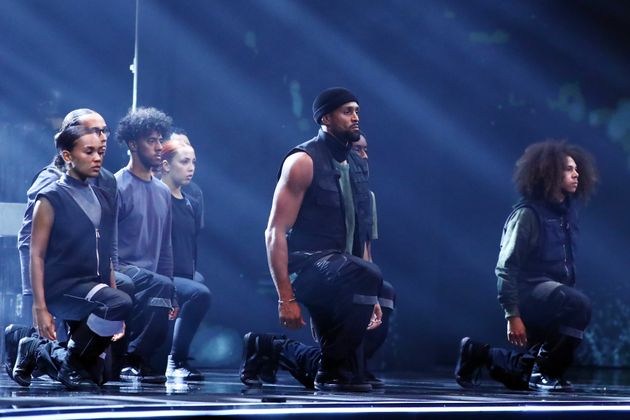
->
[160,138,211,381]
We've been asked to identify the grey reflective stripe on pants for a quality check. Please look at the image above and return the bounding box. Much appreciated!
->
[559,325,584,339]
[87,313,124,336]
[378,297,395,310]
[85,283,108,301]
[353,294,378,305]
[85,283,124,336]
[149,297,173,308]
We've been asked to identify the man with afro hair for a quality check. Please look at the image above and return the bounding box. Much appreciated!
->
[114,107,176,384]
[455,140,598,392]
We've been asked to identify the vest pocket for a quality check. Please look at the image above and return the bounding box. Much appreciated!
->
[315,178,341,207]
[540,218,565,261]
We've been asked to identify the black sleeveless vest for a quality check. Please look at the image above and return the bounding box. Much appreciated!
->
[283,130,373,257]
[511,198,578,285]
[37,181,115,299]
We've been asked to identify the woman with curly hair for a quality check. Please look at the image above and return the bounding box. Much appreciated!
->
[455,140,598,392]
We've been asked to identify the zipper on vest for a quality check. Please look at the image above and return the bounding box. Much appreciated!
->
[95,228,100,277]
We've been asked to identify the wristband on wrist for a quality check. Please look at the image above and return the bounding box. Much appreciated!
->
[278,297,297,304]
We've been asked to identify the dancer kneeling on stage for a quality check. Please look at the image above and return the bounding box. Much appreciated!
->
[160,137,211,380]
[10,124,131,389]
[115,107,175,384]
[247,88,383,392]
[240,129,395,390]
[455,140,598,391]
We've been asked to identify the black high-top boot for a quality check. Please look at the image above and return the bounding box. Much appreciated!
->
[4,324,35,380]
[362,345,385,389]
[57,355,85,390]
[80,335,114,387]
[314,357,372,392]
[454,337,490,388]
[12,337,39,387]
[59,323,112,389]
[239,332,285,387]
[313,342,373,393]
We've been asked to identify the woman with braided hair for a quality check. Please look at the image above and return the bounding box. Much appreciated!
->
[11,122,131,390]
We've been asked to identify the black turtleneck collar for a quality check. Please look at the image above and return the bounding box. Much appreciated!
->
[60,173,90,188]
[547,195,572,215]
[319,129,351,162]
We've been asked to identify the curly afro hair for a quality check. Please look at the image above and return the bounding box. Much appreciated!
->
[116,107,172,146]
[513,140,598,202]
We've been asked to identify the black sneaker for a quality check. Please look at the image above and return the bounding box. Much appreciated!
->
[119,366,141,382]
[12,337,38,387]
[365,370,385,389]
[454,337,489,388]
[4,324,34,380]
[120,365,167,384]
[139,366,167,384]
[529,372,573,392]
[120,353,154,383]
[166,355,204,381]
[314,369,372,392]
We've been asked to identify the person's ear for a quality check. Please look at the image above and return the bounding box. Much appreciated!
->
[62,150,73,166]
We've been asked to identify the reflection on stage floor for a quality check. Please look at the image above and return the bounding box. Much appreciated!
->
[1,368,630,418]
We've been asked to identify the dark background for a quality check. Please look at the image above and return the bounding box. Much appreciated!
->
[1,0,630,370]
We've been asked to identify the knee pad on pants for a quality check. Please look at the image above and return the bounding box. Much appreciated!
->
[549,286,591,331]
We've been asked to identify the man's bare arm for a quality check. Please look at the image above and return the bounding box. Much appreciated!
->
[265,152,312,329]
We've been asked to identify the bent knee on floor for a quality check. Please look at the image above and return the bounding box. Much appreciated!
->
[554,286,592,326]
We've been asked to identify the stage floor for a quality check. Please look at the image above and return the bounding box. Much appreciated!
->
[1,367,630,419]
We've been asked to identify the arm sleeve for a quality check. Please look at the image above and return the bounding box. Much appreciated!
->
[495,207,539,319]
[184,181,205,230]
[111,190,120,270]
[192,198,201,273]
[99,170,120,271]
[18,167,62,249]
[197,187,205,230]
[157,192,174,278]
[27,168,61,202]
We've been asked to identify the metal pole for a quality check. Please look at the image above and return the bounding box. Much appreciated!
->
[130,0,140,112]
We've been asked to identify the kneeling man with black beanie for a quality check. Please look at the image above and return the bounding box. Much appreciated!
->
[246,87,384,392]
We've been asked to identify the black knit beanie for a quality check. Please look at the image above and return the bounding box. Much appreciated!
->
[312,87,359,124]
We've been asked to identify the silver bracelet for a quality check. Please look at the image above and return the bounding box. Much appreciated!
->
[278,298,297,304]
